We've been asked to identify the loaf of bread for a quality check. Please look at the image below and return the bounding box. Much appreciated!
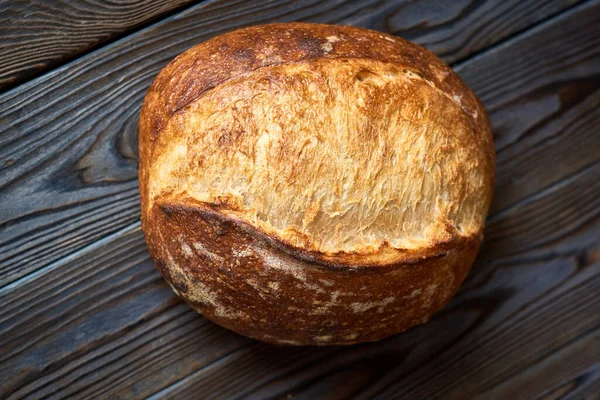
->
[139,23,494,345]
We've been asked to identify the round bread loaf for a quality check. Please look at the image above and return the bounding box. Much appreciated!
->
[139,23,494,345]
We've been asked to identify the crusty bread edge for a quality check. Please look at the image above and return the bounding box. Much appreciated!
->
[146,197,480,345]
[137,22,493,345]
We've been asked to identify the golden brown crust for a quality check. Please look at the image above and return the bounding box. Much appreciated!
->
[143,56,493,260]
[140,23,484,141]
[147,197,480,345]
[139,24,494,200]
[138,22,495,345]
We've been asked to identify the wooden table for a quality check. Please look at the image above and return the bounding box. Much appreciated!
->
[1,1,599,398]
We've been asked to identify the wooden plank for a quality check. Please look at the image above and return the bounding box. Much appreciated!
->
[129,163,600,400]
[480,163,600,261]
[0,0,196,92]
[1,162,595,398]
[0,224,251,399]
[454,1,600,214]
[351,0,585,64]
[478,329,600,400]
[489,86,599,214]
[0,0,588,286]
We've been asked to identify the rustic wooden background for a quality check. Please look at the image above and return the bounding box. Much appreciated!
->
[1,0,599,399]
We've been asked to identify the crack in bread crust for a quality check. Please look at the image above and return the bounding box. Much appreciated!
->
[149,200,479,345]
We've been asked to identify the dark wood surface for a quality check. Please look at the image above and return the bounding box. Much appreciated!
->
[0,0,197,91]
[0,0,599,399]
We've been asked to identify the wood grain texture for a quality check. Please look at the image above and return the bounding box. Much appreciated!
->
[0,0,197,92]
[1,163,597,399]
[454,1,600,214]
[333,0,585,64]
[0,224,251,399]
[0,0,590,287]
[1,0,600,398]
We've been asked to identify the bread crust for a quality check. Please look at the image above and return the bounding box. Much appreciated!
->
[149,197,480,345]
[139,23,494,345]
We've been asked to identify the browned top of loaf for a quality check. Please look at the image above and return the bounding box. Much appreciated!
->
[139,23,495,266]
[141,22,484,141]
